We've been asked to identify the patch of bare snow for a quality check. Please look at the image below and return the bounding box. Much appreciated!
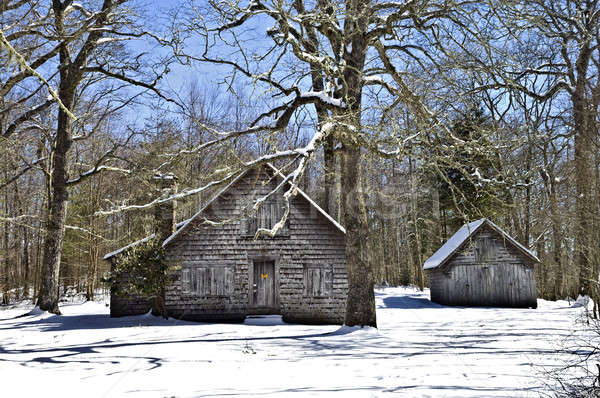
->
[0,287,591,397]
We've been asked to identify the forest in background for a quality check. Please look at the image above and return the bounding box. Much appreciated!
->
[0,0,598,317]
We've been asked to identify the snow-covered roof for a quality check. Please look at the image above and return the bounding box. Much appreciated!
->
[103,234,155,260]
[103,218,190,260]
[104,163,344,260]
[423,218,539,270]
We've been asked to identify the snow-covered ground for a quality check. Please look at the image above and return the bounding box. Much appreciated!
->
[0,287,591,397]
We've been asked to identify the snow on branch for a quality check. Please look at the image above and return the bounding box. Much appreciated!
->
[94,170,243,217]
[299,91,344,108]
[65,2,92,18]
[67,165,131,185]
[0,30,75,120]
[367,132,422,159]
[95,37,129,44]
[251,122,330,238]
[67,131,137,186]
[96,119,335,242]
[94,146,309,218]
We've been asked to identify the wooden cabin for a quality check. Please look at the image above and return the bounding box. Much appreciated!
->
[104,164,348,324]
[423,219,539,308]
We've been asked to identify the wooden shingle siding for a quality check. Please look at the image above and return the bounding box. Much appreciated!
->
[144,166,348,324]
[429,226,537,308]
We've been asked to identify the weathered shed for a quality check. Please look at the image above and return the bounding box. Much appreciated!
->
[104,164,348,324]
[424,219,539,308]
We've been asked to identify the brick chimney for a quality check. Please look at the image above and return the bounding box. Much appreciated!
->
[153,173,178,242]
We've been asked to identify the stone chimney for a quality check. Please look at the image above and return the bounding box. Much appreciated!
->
[153,173,178,242]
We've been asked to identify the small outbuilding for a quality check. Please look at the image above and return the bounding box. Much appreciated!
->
[423,218,539,308]
[104,164,348,324]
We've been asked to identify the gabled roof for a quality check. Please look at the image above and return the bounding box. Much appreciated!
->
[264,163,345,234]
[104,163,345,260]
[103,219,188,260]
[423,218,540,270]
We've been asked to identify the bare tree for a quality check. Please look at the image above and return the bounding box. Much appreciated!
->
[0,0,175,313]
[165,0,485,326]
[449,0,600,298]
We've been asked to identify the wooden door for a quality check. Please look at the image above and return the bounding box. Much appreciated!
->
[251,260,277,313]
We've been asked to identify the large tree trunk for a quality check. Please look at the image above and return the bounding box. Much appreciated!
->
[36,1,90,313]
[342,146,376,327]
[36,98,73,314]
[340,0,376,327]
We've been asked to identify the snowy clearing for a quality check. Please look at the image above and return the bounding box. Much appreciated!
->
[0,287,590,397]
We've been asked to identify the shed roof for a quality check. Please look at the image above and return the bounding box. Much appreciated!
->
[104,163,344,260]
[423,218,540,270]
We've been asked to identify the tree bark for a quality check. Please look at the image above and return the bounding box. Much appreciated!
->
[341,0,376,327]
[36,0,112,313]
[323,135,338,218]
[548,170,562,300]
[573,92,593,297]
[37,100,72,313]
[342,145,376,327]
[36,2,75,311]
[2,169,9,305]
[410,158,425,291]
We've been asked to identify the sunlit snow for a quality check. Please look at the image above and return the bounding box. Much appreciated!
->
[0,287,589,397]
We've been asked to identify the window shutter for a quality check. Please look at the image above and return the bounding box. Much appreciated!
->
[271,202,278,229]
[247,216,257,235]
[225,267,234,294]
[211,268,218,296]
[304,264,333,297]
[475,237,496,262]
[240,217,246,235]
[278,201,289,235]
[323,268,333,296]
[244,201,290,236]
[181,269,191,293]
[305,266,322,296]
[182,267,235,296]
[303,266,311,295]
[191,268,198,293]
[197,267,210,295]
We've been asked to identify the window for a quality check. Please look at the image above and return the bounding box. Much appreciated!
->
[304,264,333,297]
[474,237,496,262]
[246,201,289,236]
[181,266,234,296]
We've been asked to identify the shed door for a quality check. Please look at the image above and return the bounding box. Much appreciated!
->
[250,260,278,313]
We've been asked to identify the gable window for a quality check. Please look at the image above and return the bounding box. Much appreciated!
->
[474,237,496,262]
[181,266,234,296]
[246,200,290,236]
[304,264,333,297]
